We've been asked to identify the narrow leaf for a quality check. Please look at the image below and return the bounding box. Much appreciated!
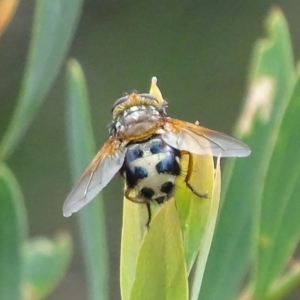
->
[66,59,109,300]
[120,197,148,300]
[191,156,221,300]
[200,8,295,300]
[266,262,300,300]
[0,164,27,300]
[176,154,214,272]
[254,66,300,298]
[0,0,83,160]
[129,199,188,300]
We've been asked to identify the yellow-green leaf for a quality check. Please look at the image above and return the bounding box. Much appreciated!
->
[129,199,188,300]
[176,153,214,273]
[190,156,221,300]
[120,198,148,300]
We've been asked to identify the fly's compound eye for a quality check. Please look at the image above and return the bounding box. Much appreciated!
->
[139,93,159,103]
[111,95,128,112]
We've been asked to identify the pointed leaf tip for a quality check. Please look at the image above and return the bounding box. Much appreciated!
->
[149,76,164,105]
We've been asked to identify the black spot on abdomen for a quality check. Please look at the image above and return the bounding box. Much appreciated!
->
[150,141,163,154]
[126,148,144,161]
[160,181,174,194]
[134,166,148,179]
[141,187,155,199]
[123,165,148,188]
[156,153,180,175]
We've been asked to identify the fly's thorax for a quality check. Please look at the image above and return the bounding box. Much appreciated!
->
[121,136,181,204]
[109,105,165,138]
[109,92,167,138]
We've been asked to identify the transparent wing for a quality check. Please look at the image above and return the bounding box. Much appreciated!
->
[63,138,127,217]
[162,118,251,157]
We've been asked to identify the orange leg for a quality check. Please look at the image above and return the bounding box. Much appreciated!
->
[183,151,208,198]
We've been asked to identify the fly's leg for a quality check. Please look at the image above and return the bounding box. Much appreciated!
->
[145,203,152,228]
[183,151,209,199]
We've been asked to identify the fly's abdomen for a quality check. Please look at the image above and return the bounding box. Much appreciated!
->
[122,136,181,204]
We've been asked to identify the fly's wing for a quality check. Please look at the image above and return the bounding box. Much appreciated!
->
[162,118,251,157]
[63,138,127,217]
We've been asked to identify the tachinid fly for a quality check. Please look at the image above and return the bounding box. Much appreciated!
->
[63,77,251,223]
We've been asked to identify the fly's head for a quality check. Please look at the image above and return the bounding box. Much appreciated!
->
[109,77,168,139]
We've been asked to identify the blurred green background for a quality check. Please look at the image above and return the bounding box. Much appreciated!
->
[1,1,300,299]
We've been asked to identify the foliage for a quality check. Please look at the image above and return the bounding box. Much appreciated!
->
[0,1,81,299]
[1,2,300,300]
[200,8,300,300]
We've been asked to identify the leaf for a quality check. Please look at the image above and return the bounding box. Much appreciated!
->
[190,156,221,300]
[0,0,83,160]
[254,66,300,298]
[129,199,188,300]
[23,233,72,300]
[200,8,295,300]
[175,154,214,272]
[0,0,19,37]
[0,164,27,300]
[121,81,216,300]
[65,59,109,300]
[266,262,300,300]
[120,197,148,300]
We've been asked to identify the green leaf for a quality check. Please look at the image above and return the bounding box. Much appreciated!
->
[23,233,72,300]
[0,0,83,160]
[120,198,149,300]
[254,66,300,298]
[175,154,214,273]
[129,199,188,300]
[190,157,221,300]
[200,8,295,300]
[0,164,27,300]
[65,59,109,300]
[266,262,300,300]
